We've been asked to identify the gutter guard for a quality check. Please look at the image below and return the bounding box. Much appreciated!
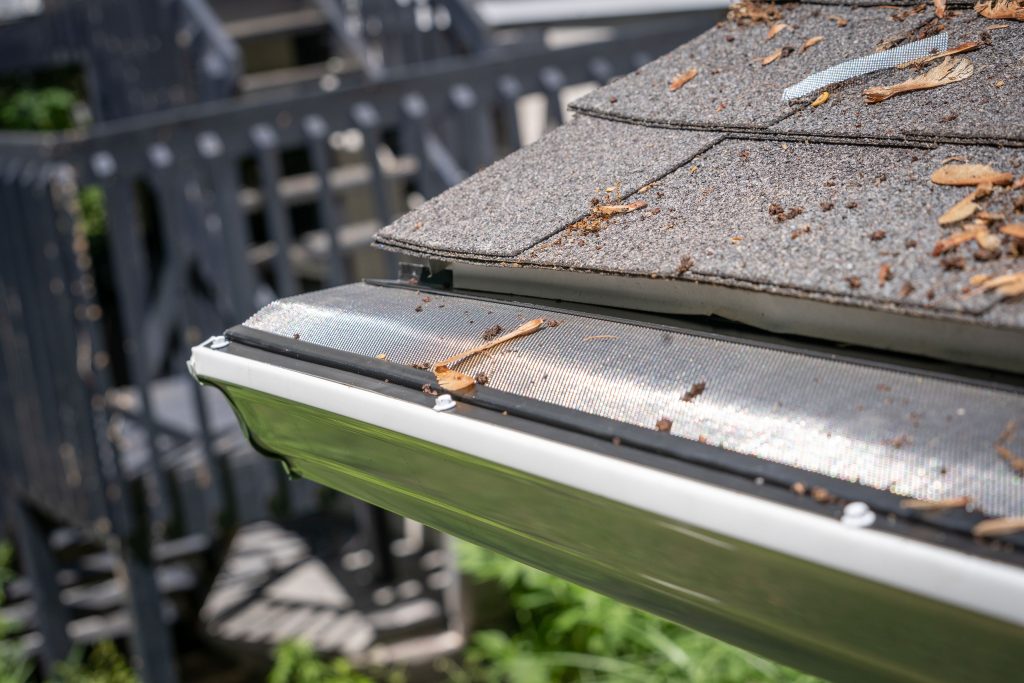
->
[190,282,1024,683]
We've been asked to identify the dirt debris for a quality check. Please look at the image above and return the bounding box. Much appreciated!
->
[681,381,706,402]
[879,263,893,284]
[656,417,674,432]
[474,372,490,386]
[481,324,504,341]
[421,384,438,396]
[727,0,782,25]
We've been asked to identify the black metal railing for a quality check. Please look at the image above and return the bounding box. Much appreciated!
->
[0,10,718,682]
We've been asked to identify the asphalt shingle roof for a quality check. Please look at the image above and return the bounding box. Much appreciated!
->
[375,0,1024,334]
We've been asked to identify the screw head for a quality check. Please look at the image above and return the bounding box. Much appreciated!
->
[433,394,456,412]
[841,501,876,528]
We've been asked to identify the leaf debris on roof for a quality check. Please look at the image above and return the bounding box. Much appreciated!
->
[668,68,699,91]
[863,57,974,104]
[800,35,824,53]
[727,0,782,26]
[975,0,1024,21]
[766,22,789,40]
[931,163,1013,186]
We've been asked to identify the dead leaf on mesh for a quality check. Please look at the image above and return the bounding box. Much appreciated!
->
[801,35,824,52]
[932,223,987,255]
[762,48,784,65]
[1000,223,1024,239]
[897,41,981,69]
[975,0,1024,21]
[931,163,1013,186]
[973,516,1024,537]
[811,91,829,107]
[593,200,647,216]
[668,68,698,91]
[996,445,1024,474]
[864,57,973,103]
[766,22,789,39]
[934,0,947,17]
[430,318,546,390]
[900,495,970,510]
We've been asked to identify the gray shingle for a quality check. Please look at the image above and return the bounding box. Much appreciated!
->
[376,116,720,258]
[568,4,924,131]
[773,11,1024,144]
[514,138,1024,326]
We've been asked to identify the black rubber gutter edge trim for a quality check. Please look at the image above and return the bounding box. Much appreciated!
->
[223,324,1024,564]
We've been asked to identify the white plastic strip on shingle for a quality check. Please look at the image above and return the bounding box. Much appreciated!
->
[782,32,949,101]
[190,342,1024,628]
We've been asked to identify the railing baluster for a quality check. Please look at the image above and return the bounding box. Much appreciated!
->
[303,115,349,287]
[250,123,299,297]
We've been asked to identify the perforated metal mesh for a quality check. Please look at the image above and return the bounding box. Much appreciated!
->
[244,283,1024,517]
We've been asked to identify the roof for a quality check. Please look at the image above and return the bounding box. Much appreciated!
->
[375,1,1024,347]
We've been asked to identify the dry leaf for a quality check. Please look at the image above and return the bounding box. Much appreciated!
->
[897,41,981,69]
[931,163,1013,186]
[767,22,789,39]
[978,211,1005,221]
[1013,175,1024,189]
[969,273,992,286]
[801,35,824,52]
[878,262,893,284]
[939,193,980,224]
[593,200,647,216]
[935,0,947,17]
[433,365,476,392]
[996,444,1024,474]
[762,48,783,65]
[728,0,782,25]
[976,230,1002,251]
[900,495,970,510]
[828,15,849,26]
[431,318,547,390]
[375,353,388,360]
[974,0,1024,21]
[969,271,1024,299]
[932,223,986,255]
[669,68,698,91]
[811,91,829,107]
[1000,223,1024,238]
[864,57,973,103]
[973,516,1024,537]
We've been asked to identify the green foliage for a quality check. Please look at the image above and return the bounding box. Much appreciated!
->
[79,185,108,240]
[269,641,405,683]
[48,643,138,683]
[0,541,33,683]
[0,87,76,131]
[451,543,825,683]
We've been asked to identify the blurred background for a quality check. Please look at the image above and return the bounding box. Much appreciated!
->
[0,0,825,681]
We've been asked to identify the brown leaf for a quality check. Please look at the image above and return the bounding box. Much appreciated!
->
[976,230,1002,251]
[1013,175,1024,189]
[997,444,1024,474]
[935,0,947,18]
[811,91,829,107]
[931,163,1013,186]
[878,262,893,284]
[801,35,824,52]
[863,57,973,104]
[974,0,1024,21]
[973,516,1024,537]
[431,318,547,390]
[766,22,789,39]
[896,41,981,69]
[968,271,1024,299]
[433,365,477,392]
[900,495,970,510]
[728,0,782,25]
[681,381,706,402]
[761,48,783,65]
[668,68,698,91]
[1000,223,1024,239]
[932,223,986,255]
[938,193,980,224]
[828,15,849,26]
[593,200,648,216]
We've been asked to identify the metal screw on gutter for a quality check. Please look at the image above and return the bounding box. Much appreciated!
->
[209,336,230,350]
[433,394,456,412]
[841,501,876,528]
